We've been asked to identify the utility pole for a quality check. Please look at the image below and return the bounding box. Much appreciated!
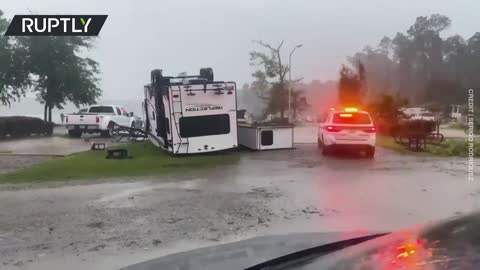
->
[288,44,303,123]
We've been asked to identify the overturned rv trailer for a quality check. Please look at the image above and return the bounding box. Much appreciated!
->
[143,68,238,154]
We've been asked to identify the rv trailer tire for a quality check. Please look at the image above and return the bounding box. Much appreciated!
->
[200,67,214,81]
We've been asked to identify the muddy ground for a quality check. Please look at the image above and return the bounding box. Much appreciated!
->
[0,143,479,270]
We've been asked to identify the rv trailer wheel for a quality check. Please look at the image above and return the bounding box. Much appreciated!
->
[151,69,163,86]
[199,68,214,81]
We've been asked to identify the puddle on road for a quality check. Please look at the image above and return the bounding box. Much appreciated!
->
[96,178,209,203]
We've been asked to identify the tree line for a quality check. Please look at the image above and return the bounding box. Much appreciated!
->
[243,14,480,122]
[0,10,101,122]
[338,14,480,111]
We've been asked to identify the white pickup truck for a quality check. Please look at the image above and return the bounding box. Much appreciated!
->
[65,105,136,137]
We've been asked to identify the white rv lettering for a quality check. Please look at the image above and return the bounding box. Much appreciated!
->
[185,106,223,112]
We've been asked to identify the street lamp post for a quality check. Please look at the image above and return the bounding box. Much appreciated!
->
[288,44,303,123]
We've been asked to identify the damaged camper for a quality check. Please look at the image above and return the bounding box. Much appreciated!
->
[143,68,238,154]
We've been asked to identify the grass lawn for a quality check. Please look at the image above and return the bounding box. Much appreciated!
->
[447,121,466,130]
[426,138,480,157]
[375,135,410,153]
[376,135,479,157]
[0,143,241,183]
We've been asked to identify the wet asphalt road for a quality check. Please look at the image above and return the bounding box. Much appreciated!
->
[0,143,479,270]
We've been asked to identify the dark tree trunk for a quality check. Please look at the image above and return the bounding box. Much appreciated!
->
[48,106,52,122]
[44,103,48,121]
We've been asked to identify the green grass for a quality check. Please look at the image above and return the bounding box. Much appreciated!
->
[426,138,480,157]
[448,121,466,130]
[376,135,410,153]
[0,143,241,183]
[376,135,480,157]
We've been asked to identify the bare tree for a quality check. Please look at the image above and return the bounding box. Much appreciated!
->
[249,40,290,121]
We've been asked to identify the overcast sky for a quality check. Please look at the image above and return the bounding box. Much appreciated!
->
[3,0,478,100]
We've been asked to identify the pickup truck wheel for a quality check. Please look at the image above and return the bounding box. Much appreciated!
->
[68,130,82,138]
[129,122,136,135]
[103,122,115,138]
[100,123,113,138]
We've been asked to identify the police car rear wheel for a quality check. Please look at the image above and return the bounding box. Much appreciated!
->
[322,145,331,156]
[366,146,375,159]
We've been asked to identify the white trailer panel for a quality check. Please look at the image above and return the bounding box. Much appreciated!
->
[238,124,294,150]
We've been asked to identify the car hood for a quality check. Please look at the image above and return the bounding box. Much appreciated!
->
[119,231,382,270]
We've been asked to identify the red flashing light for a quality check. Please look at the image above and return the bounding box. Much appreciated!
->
[339,113,352,117]
[325,125,341,132]
[364,126,376,133]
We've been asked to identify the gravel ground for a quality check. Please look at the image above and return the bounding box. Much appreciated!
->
[0,145,478,269]
[0,127,479,269]
[0,177,295,269]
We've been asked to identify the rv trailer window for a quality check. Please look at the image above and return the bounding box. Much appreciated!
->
[261,130,273,146]
[179,114,230,138]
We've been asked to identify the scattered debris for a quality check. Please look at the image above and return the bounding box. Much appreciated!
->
[88,244,106,252]
[86,221,104,229]
[302,209,321,214]
[207,236,221,242]
[125,241,137,247]
[29,243,50,250]
[152,239,162,246]
[257,217,266,224]
[91,142,106,151]
[167,218,181,224]
[106,148,130,159]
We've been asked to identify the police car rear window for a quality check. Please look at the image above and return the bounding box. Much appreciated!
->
[333,113,371,124]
